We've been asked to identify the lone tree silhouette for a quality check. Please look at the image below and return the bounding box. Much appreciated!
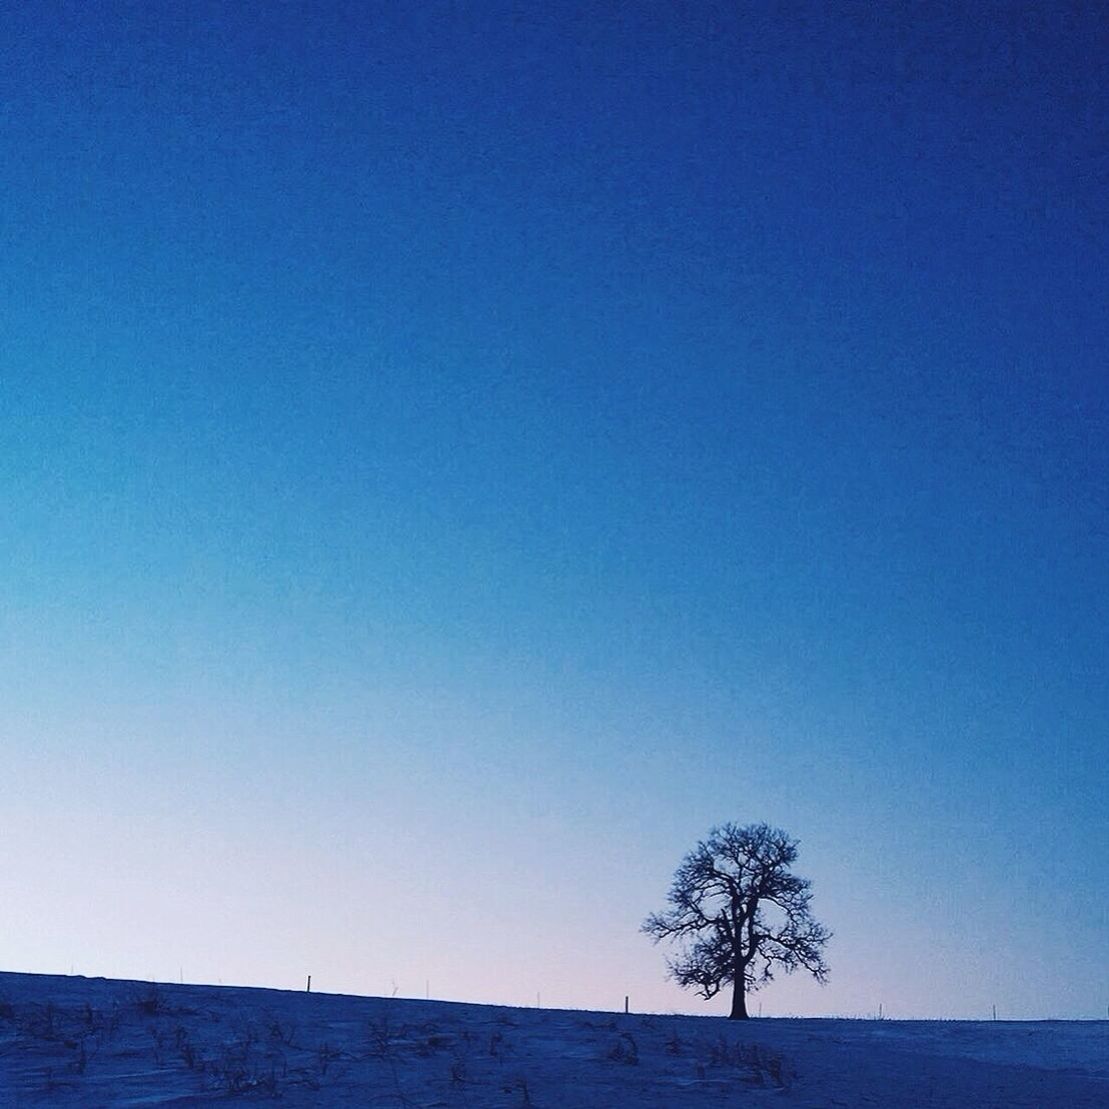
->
[643,822,830,1019]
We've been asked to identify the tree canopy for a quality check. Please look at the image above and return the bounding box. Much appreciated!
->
[643,822,830,1019]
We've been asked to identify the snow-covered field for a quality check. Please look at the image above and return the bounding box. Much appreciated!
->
[0,972,1105,1106]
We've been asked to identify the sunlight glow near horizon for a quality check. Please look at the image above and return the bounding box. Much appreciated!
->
[2,2,1106,1021]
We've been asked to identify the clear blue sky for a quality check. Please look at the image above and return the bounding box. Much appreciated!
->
[3,2,1106,1018]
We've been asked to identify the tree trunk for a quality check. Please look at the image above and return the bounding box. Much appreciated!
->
[728,976,749,1020]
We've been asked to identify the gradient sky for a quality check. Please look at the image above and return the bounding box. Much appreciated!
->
[2,2,1106,1020]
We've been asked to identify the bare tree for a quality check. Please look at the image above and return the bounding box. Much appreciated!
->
[642,822,830,1019]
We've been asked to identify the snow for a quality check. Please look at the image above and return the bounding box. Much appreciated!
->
[0,972,1105,1106]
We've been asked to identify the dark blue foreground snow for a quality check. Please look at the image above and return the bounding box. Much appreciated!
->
[0,972,1105,1106]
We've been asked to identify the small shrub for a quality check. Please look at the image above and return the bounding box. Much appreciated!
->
[502,1076,533,1106]
[316,1041,341,1075]
[135,985,166,1017]
[702,1036,794,1089]
[606,1031,639,1065]
[206,1047,281,1097]
[174,1026,200,1070]
[368,1016,399,1058]
[416,1031,452,1056]
[267,1016,298,1047]
[734,1041,792,1088]
[23,1002,61,1042]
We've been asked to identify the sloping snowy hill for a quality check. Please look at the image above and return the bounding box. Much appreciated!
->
[0,972,1105,1106]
